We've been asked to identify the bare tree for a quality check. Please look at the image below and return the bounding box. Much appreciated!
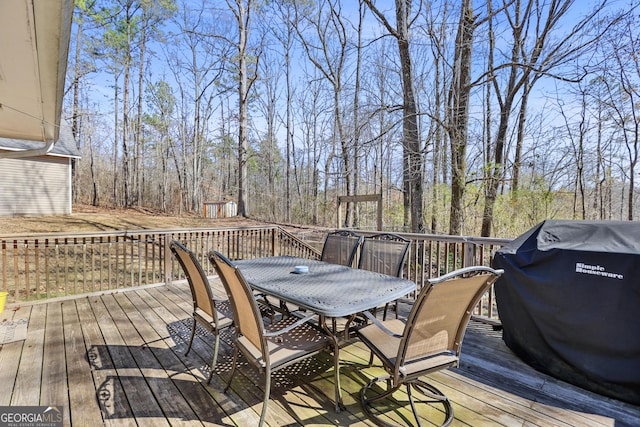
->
[351,0,366,227]
[271,1,297,223]
[446,0,477,235]
[132,0,176,207]
[69,0,640,233]
[422,1,452,233]
[144,80,176,211]
[557,84,589,219]
[599,15,640,220]
[294,67,329,225]
[226,0,261,217]
[294,0,353,226]
[481,0,619,236]
[364,0,424,233]
[68,2,100,204]
[584,77,614,220]
[254,45,282,220]
[366,39,401,215]
[443,0,516,235]
[165,0,229,212]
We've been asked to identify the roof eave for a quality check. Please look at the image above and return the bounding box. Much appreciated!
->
[0,0,73,144]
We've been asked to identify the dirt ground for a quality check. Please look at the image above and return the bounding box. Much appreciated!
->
[0,205,326,243]
[0,204,325,237]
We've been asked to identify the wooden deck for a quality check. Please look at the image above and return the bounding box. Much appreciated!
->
[1,281,639,427]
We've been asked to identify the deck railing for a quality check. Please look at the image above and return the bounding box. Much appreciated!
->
[363,231,511,322]
[0,226,510,321]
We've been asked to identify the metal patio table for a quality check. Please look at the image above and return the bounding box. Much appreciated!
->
[234,255,416,319]
[233,255,416,411]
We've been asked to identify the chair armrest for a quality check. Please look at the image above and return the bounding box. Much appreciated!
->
[263,314,317,337]
[361,311,403,338]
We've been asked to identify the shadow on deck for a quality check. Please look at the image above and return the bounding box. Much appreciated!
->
[1,281,638,426]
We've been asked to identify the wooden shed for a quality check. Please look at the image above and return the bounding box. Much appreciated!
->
[203,201,237,218]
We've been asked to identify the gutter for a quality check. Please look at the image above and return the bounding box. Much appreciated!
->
[0,139,55,158]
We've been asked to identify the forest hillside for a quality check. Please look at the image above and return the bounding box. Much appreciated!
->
[65,1,639,239]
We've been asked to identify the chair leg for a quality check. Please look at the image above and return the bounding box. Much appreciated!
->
[406,383,423,427]
[382,301,401,320]
[279,299,291,318]
[410,379,454,427]
[361,374,398,405]
[382,303,389,321]
[224,345,239,393]
[185,317,197,356]
[361,375,454,427]
[258,366,271,427]
[207,333,221,384]
[255,293,276,323]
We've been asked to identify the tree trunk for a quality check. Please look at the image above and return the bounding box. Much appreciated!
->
[448,1,474,236]
[134,22,147,207]
[112,76,120,207]
[352,1,364,228]
[396,0,423,233]
[512,78,530,195]
[236,0,250,217]
[285,22,292,224]
[481,96,513,236]
[71,14,83,204]
[363,0,423,232]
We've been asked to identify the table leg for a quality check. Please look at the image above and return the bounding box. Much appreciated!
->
[320,315,344,412]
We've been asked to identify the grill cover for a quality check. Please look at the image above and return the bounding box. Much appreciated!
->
[493,220,640,405]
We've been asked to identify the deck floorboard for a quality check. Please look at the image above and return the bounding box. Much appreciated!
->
[1,281,639,426]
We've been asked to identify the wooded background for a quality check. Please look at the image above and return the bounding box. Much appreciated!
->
[66,0,639,238]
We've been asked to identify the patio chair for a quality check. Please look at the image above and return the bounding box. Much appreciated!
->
[357,233,411,320]
[357,266,503,427]
[209,250,341,427]
[320,229,363,267]
[318,229,364,331]
[169,240,234,382]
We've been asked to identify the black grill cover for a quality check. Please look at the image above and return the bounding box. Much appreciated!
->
[493,220,640,405]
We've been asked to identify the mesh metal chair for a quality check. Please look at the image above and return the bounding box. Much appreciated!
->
[357,266,503,427]
[209,250,341,427]
[320,230,363,267]
[357,233,411,320]
[319,230,364,334]
[169,240,233,383]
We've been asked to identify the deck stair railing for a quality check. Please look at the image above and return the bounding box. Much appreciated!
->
[0,226,510,322]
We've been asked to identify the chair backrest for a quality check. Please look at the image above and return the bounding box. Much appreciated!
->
[397,266,503,369]
[320,230,363,267]
[358,233,411,277]
[209,251,266,357]
[170,240,216,319]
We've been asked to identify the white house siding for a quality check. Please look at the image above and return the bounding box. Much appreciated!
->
[0,154,71,216]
